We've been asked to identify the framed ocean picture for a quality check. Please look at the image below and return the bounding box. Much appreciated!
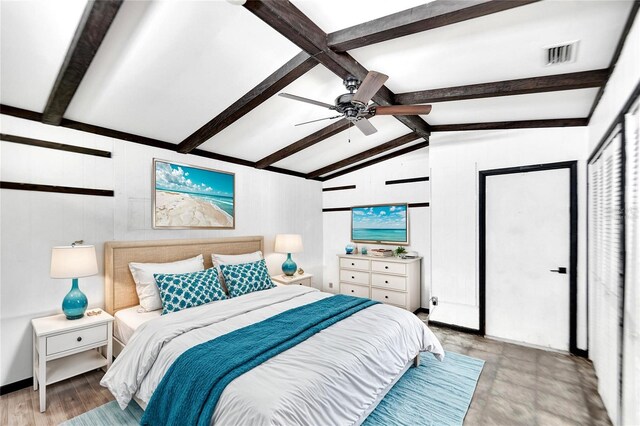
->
[351,203,409,245]
[153,159,235,229]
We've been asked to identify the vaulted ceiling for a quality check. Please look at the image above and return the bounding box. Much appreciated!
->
[1,0,637,181]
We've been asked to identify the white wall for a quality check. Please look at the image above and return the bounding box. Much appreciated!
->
[429,127,589,351]
[0,114,323,386]
[321,148,431,307]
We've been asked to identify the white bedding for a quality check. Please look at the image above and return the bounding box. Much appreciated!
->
[101,286,444,425]
[113,305,161,344]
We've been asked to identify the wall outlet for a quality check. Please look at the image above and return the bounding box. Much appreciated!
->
[431,296,438,306]
[329,282,334,289]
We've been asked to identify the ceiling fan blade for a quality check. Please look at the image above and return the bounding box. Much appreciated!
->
[354,117,377,136]
[279,93,335,110]
[374,105,432,115]
[352,71,389,105]
[294,115,342,126]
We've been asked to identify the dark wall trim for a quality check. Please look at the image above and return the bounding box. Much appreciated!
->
[323,185,356,192]
[323,202,429,212]
[0,182,114,197]
[0,104,319,181]
[587,2,640,121]
[478,160,579,355]
[386,176,429,185]
[430,118,588,132]
[588,80,640,163]
[0,377,32,396]
[428,320,483,336]
[0,134,111,158]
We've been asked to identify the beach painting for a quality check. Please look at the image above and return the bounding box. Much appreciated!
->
[351,204,409,244]
[153,159,235,229]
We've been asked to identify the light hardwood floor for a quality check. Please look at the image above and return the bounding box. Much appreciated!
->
[0,370,113,426]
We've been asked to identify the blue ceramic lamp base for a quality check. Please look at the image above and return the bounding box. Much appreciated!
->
[63,278,88,320]
[282,253,297,276]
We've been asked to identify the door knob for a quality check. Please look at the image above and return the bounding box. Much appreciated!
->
[550,267,567,274]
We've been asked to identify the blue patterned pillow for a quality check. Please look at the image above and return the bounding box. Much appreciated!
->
[220,259,275,298]
[154,268,227,315]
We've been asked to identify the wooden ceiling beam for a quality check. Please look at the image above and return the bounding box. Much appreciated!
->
[177,51,317,153]
[321,141,429,181]
[255,119,351,169]
[395,69,609,105]
[327,0,540,52]
[243,0,431,141]
[42,0,123,125]
[430,118,588,132]
[306,133,420,179]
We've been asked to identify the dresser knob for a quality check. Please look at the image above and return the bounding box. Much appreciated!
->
[351,263,354,266]
[77,336,82,342]
[385,280,389,284]
[351,276,355,279]
[351,290,354,293]
[385,266,389,269]
[385,296,389,299]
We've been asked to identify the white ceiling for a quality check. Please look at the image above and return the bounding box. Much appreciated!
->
[0,0,634,178]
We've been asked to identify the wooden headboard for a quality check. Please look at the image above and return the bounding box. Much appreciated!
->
[104,236,264,315]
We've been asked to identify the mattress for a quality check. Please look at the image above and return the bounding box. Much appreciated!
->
[113,305,161,344]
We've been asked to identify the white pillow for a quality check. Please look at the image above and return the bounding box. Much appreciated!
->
[129,254,204,312]
[211,251,263,266]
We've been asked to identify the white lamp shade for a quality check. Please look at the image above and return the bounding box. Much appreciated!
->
[274,234,303,254]
[50,245,99,279]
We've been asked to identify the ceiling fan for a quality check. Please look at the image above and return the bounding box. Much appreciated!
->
[278,70,432,136]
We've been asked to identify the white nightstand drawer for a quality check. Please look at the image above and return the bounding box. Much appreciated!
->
[371,260,406,275]
[290,278,311,287]
[340,283,370,298]
[46,324,107,356]
[340,257,370,271]
[371,273,406,291]
[340,269,370,285]
[372,288,406,306]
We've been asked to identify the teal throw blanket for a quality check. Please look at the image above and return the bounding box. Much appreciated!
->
[140,294,378,426]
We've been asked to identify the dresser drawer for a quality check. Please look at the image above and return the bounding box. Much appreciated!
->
[339,257,370,271]
[340,283,370,298]
[371,273,406,291]
[340,269,370,285]
[46,324,108,356]
[371,260,406,275]
[371,288,406,307]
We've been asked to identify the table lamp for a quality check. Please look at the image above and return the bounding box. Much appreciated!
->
[50,242,98,320]
[274,234,303,276]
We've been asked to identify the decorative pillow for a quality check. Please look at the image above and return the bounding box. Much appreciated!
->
[220,259,275,298]
[154,268,226,315]
[129,255,204,312]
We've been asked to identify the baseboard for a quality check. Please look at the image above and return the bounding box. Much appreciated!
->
[428,320,483,336]
[574,348,589,358]
[413,307,430,315]
[0,377,32,395]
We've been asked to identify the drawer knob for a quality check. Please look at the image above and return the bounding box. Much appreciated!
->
[351,290,354,293]
[385,280,389,284]
[351,276,355,279]
[385,296,389,299]
[77,336,82,342]
[351,263,355,266]
[385,266,389,269]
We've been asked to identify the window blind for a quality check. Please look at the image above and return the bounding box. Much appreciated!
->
[623,100,640,426]
[589,127,623,424]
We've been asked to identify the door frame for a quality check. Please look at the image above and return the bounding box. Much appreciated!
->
[478,161,579,355]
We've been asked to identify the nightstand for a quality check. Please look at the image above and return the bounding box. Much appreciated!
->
[31,310,113,412]
[271,272,313,287]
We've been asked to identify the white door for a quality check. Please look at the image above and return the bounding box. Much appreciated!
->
[485,168,570,351]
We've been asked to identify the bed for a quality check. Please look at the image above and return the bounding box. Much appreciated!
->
[101,236,444,425]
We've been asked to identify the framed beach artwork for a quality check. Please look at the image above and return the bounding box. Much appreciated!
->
[153,159,235,229]
[351,203,409,245]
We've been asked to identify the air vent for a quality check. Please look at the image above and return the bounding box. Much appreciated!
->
[544,41,578,65]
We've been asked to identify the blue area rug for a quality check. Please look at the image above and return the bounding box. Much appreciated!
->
[62,351,482,426]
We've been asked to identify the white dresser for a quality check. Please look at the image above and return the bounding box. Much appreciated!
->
[338,254,421,312]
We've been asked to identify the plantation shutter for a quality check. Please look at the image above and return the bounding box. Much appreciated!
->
[623,99,640,426]
[588,126,623,424]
